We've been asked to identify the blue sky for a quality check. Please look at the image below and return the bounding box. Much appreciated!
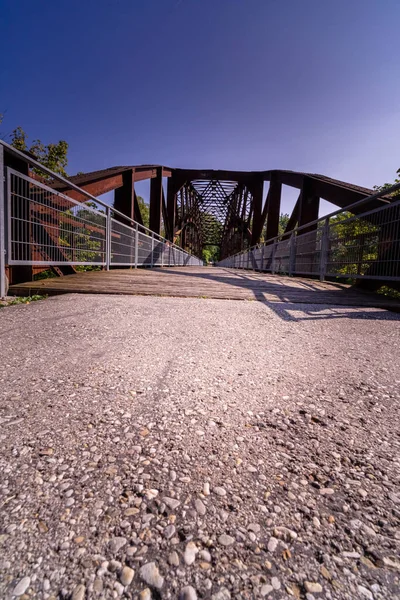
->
[1,0,399,213]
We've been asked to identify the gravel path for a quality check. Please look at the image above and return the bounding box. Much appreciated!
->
[0,294,399,600]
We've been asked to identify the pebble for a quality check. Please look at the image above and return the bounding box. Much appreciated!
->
[140,562,164,589]
[168,551,180,566]
[109,537,127,553]
[267,537,278,552]
[304,581,323,594]
[13,577,31,596]
[271,577,281,590]
[114,581,125,595]
[194,498,206,515]
[120,566,134,586]
[184,541,198,565]
[319,488,334,495]
[211,588,231,600]
[203,482,210,496]
[164,524,176,539]
[214,487,226,496]
[218,534,235,546]
[248,523,260,533]
[261,584,273,596]
[163,497,180,510]
[179,585,198,600]
[200,550,211,562]
[139,589,152,600]
[71,584,86,600]
[358,586,373,599]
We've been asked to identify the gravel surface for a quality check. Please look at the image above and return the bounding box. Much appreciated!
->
[0,294,399,600]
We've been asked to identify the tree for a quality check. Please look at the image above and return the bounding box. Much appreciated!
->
[136,196,149,228]
[10,126,68,179]
[374,168,400,197]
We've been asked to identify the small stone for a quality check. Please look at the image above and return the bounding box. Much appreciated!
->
[304,581,323,594]
[270,577,281,590]
[140,562,164,589]
[114,582,125,596]
[342,551,361,558]
[163,497,180,511]
[261,584,273,596]
[120,566,134,586]
[13,577,31,596]
[168,551,180,566]
[109,537,127,553]
[359,489,368,499]
[214,487,226,496]
[248,523,260,533]
[179,585,198,600]
[218,534,235,546]
[267,537,278,552]
[194,499,206,515]
[320,565,331,580]
[211,588,231,600]
[319,488,334,495]
[313,517,321,528]
[164,524,176,539]
[203,482,210,496]
[184,541,198,565]
[124,507,140,516]
[139,589,152,600]
[65,497,75,507]
[358,586,373,600]
[93,578,103,593]
[199,550,211,562]
[71,584,86,600]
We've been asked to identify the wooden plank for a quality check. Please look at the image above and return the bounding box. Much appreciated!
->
[9,267,399,310]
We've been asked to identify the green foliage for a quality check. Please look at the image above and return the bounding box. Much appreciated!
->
[374,168,400,197]
[0,295,47,308]
[377,286,400,300]
[136,196,150,228]
[202,245,220,264]
[10,126,68,179]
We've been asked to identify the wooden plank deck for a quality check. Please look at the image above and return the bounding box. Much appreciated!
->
[8,267,400,309]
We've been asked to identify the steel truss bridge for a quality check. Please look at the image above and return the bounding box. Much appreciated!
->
[1,139,399,298]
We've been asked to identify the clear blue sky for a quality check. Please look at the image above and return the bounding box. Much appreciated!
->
[1,0,399,212]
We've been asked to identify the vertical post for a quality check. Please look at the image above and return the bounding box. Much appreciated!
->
[271,241,277,274]
[261,244,265,272]
[151,233,154,268]
[0,145,6,298]
[289,233,296,276]
[134,223,139,268]
[105,206,111,271]
[149,167,163,235]
[265,175,282,240]
[319,218,330,281]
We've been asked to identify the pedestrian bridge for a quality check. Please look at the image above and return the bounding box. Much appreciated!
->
[1,140,399,307]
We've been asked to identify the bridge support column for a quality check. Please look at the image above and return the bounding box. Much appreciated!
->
[114,169,135,222]
[250,178,264,246]
[150,167,163,236]
[265,175,282,240]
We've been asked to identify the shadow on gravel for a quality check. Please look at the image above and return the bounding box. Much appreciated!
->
[255,299,400,322]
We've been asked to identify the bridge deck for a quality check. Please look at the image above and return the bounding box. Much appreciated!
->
[9,267,399,309]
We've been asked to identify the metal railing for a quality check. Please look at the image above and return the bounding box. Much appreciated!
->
[218,183,400,283]
[0,141,203,297]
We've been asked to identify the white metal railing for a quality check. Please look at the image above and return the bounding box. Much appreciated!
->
[0,141,202,297]
[218,184,400,282]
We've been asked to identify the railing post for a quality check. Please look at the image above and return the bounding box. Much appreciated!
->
[0,145,6,298]
[271,242,277,274]
[151,233,154,268]
[135,223,139,268]
[319,217,330,281]
[247,248,250,270]
[261,244,265,271]
[105,206,111,271]
[289,233,296,276]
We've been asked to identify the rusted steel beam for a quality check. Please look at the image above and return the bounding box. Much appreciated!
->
[149,167,163,235]
[166,173,186,241]
[298,178,320,233]
[283,193,301,236]
[265,175,282,240]
[114,169,135,221]
[250,178,266,245]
